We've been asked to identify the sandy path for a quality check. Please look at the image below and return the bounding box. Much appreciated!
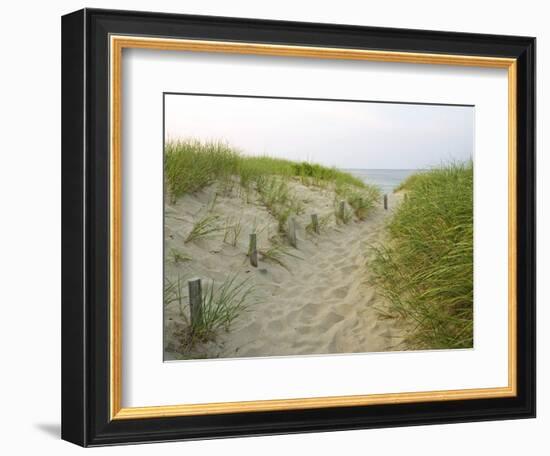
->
[164,183,406,360]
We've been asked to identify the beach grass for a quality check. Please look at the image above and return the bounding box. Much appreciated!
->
[306,213,333,235]
[165,140,240,198]
[338,185,381,220]
[190,275,255,342]
[334,200,353,224]
[255,176,303,233]
[223,216,243,247]
[259,236,304,270]
[184,214,223,243]
[370,162,473,349]
[165,139,374,198]
[170,248,192,264]
[166,274,256,351]
[164,275,187,315]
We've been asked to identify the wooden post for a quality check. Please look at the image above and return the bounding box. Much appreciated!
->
[311,213,319,234]
[339,201,346,220]
[249,233,258,267]
[288,217,297,247]
[404,193,408,202]
[188,278,203,327]
[384,194,388,210]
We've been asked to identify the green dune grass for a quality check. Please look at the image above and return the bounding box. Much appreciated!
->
[370,162,473,350]
[164,139,379,220]
[165,139,366,194]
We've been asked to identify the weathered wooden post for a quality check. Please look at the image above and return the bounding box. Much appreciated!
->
[384,194,388,210]
[404,193,408,202]
[188,278,203,328]
[339,200,346,221]
[249,233,258,267]
[311,213,319,234]
[288,217,297,247]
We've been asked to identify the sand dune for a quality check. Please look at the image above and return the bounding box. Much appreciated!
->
[164,180,406,360]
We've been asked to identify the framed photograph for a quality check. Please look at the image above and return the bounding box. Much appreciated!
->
[61,8,536,447]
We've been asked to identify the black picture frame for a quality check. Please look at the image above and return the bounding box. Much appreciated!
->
[62,8,536,447]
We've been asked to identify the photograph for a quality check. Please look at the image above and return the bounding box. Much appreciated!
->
[58,6,536,447]
[162,94,474,360]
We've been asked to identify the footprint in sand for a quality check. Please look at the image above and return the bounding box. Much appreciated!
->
[237,321,263,339]
[298,303,318,321]
[333,259,349,269]
[330,286,349,299]
[306,286,326,296]
[326,254,341,263]
[238,342,271,357]
[368,321,382,332]
[318,311,345,327]
[285,309,302,324]
[280,286,301,298]
[327,335,343,353]
[377,329,394,338]
[339,265,357,275]
[267,319,284,332]
[292,325,315,338]
[270,286,283,296]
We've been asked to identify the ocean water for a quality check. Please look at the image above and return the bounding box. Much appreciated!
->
[344,169,421,194]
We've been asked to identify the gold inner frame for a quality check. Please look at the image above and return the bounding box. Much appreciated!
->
[109,35,518,420]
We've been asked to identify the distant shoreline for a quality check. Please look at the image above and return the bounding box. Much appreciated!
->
[344,169,422,193]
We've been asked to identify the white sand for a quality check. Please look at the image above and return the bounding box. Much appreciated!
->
[164,180,406,360]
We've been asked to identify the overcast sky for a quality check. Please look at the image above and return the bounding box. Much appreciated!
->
[165,94,474,170]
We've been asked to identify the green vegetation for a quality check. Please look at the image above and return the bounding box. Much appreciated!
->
[291,162,365,189]
[370,162,473,350]
[170,248,192,264]
[394,173,424,193]
[306,213,333,235]
[164,275,186,314]
[188,275,255,345]
[184,214,223,243]
[223,216,243,247]
[337,185,381,221]
[259,237,303,270]
[165,140,240,198]
[255,176,303,233]
[165,274,255,351]
[165,139,376,199]
[334,200,353,225]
